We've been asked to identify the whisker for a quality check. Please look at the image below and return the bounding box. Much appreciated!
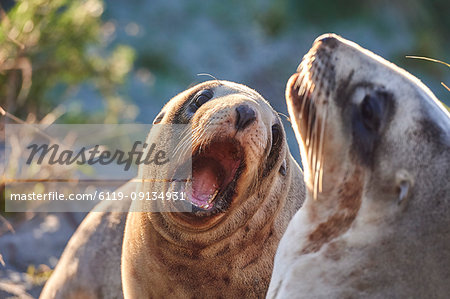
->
[277,112,290,122]
[311,104,320,200]
[318,107,327,194]
[173,126,194,156]
[305,82,315,147]
[197,73,222,85]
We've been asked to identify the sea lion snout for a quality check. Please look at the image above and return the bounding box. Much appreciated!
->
[314,33,339,49]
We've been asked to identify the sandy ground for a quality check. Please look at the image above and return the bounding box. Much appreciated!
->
[0,213,86,298]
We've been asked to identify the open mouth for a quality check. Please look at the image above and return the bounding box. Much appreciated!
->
[186,141,244,212]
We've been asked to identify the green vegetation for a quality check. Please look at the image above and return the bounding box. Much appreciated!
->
[0,0,135,123]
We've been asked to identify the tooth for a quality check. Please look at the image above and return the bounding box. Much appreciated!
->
[208,189,220,204]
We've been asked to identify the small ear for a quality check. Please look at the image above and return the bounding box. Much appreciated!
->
[397,181,411,205]
[279,159,287,176]
[395,169,414,206]
[153,111,165,124]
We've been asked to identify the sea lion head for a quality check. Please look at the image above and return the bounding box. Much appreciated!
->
[286,33,449,217]
[137,80,295,245]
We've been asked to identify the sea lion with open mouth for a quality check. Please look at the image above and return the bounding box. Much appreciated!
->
[267,34,450,298]
[121,80,305,298]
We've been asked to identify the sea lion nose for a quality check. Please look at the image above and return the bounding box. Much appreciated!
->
[235,105,256,131]
[314,33,339,48]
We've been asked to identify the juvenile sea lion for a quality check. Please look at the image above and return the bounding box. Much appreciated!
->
[39,184,133,299]
[122,80,305,298]
[267,34,450,298]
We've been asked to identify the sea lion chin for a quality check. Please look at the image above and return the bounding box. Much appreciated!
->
[122,80,305,298]
[268,34,450,298]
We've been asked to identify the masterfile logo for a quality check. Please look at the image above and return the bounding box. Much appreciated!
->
[3,124,192,212]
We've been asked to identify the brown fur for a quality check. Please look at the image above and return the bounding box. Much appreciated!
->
[39,183,135,299]
[121,81,305,298]
[300,167,363,254]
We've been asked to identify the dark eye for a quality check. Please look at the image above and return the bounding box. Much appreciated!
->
[351,89,392,166]
[271,124,281,148]
[262,123,284,177]
[361,95,373,119]
[360,94,382,131]
[153,111,165,124]
[193,89,213,108]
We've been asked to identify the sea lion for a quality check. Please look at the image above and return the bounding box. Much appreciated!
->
[39,183,133,299]
[121,80,305,298]
[267,34,450,298]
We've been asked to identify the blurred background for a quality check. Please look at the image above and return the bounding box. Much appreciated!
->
[0,0,449,297]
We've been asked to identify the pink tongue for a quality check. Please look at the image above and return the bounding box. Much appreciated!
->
[191,164,220,206]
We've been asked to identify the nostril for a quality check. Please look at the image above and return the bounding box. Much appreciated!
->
[235,105,256,131]
[314,33,339,49]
